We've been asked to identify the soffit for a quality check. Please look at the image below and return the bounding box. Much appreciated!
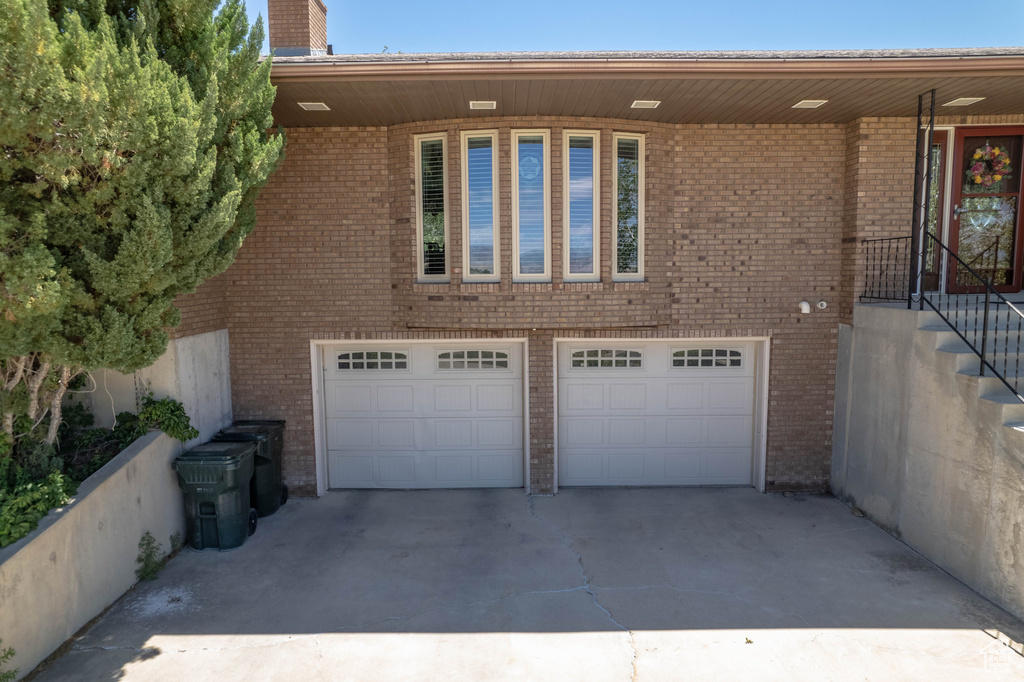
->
[269,54,1024,127]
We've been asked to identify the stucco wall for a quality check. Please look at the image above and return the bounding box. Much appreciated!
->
[832,303,1024,621]
[0,432,186,680]
[88,329,233,448]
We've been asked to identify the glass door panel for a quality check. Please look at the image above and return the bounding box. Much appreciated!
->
[923,131,946,292]
[950,129,1024,293]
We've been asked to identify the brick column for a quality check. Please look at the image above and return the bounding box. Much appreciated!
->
[527,331,555,493]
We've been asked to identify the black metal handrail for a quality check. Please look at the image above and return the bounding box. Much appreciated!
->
[917,232,1024,401]
[860,236,911,301]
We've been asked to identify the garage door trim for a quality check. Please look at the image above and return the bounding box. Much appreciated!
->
[310,338,530,496]
[552,336,769,493]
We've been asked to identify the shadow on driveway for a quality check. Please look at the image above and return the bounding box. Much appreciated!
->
[30,488,1024,681]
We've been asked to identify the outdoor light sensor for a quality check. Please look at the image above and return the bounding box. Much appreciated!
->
[942,97,986,107]
[792,99,829,109]
[631,100,661,109]
[470,101,497,109]
[297,102,330,111]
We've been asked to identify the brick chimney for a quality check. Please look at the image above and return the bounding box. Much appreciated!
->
[268,0,329,56]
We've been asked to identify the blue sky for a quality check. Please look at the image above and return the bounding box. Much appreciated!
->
[244,0,1024,55]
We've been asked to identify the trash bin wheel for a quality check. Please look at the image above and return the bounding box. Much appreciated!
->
[280,485,289,506]
[247,508,258,536]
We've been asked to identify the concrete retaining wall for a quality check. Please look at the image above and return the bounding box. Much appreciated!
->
[833,303,1024,621]
[0,432,186,680]
[87,328,232,448]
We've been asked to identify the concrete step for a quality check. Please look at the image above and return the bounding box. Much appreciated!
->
[952,368,1024,423]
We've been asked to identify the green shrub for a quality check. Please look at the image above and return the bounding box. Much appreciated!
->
[0,638,17,682]
[135,531,165,581]
[0,395,197,549]
[0,470,74,548]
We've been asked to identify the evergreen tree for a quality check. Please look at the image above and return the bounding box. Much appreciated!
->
[0,0,283,456]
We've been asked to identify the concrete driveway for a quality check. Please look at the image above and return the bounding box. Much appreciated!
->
[31,488,1024,681]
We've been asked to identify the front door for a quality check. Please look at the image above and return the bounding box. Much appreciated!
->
[949,127,1024,292]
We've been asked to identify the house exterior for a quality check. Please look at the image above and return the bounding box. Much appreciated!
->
[162,0,1024,498]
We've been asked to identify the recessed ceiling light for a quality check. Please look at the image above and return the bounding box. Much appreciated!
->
[942,97,986,107]
[297,102,330,111]
[469,101,497,110]
[792,99,829,109]
[631,100,661,109]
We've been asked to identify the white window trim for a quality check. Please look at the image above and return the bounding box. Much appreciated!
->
[435,347,513,372]
[512,129,551,282]
[460,130,500,283]
[670,346,746,370]
[612,132,645,282]
[562,130,601,282]
[415,132,449,283]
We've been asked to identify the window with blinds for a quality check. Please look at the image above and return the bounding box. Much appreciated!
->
[512,130,551,281]
[462,131,499,281]
[416,133,448,281]
[564,131,600,281]
[613,133,645,281]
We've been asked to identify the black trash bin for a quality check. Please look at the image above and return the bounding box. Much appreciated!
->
[172,441,258,550]
[219,420,287,512]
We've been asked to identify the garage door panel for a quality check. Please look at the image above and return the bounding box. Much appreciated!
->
[325,343,524,489]
[565,383,605,410]
[435,455,473,481]
[328,384,373,414]
[331,420,373,448]
[666,383,704,410]
[333,455,374,483]
[434,420,473,447]
[608,419,647,445]
[608,453,646,479]
[433,384,472,411]
[708,381,754,410]
[566,453,603,480]
[705,450,751,481]
[479,455,517,481]
[707,416,753,446]
[666,418,703,445]
[558,340,758,487]
[378,420,417,448]
[478,419,518,447]
[564,418,605,445]
[478,385,515,411]
[377,385,415,412]
[609,384,647,410]
[665,452,702,478]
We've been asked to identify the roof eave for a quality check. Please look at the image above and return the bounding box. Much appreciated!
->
[269,55,1024,83]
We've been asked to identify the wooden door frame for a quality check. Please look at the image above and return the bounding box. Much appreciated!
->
[948,125,1024,293]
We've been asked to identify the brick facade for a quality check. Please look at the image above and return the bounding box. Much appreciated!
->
[170,113,1024,496]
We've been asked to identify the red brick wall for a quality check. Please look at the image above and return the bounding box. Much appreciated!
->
[200,118,849,495]
[268,0,327,53]
[170,272,228,340]
[170,113,1024,496]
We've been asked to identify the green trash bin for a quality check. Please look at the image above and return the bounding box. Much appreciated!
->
[172,442,258,550]
[227,420,287,507]
[212,425,283,518]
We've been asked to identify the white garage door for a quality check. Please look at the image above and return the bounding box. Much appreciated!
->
[557,340,759,487]
[323,343,524,488]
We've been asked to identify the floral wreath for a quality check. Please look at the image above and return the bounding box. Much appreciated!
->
[967,143,1013,188]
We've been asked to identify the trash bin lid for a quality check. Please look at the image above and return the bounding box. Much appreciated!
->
[175,441,256,465]
[216,425,270,440]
